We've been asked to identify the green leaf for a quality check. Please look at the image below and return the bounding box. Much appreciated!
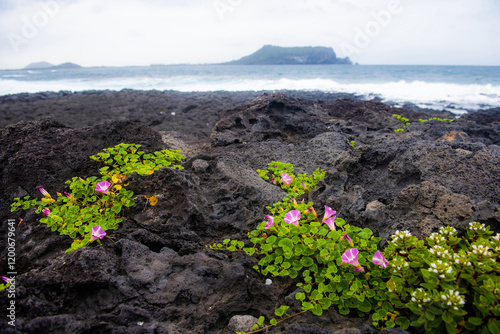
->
[467,317,483,326]
[266,235,277,244]
[442,311,453,323]
[261,244,273,253]
[288,268,298,279]
[244,248,255,256]
[270,318,277,326]
[278,238,293,249]
[395,317,410,330]
[295,292,305,301]
[292,260,303,270]
[302,302,314,311]
[319,298,332,310]
[488,319,500,334]
[301,257,314,267]
[312,304,323,316]
[275,305,290,317]
[258,316,265,326]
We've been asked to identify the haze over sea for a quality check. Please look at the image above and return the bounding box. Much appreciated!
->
[1,64,499,115]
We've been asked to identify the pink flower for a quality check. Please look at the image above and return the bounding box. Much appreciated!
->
[372,250,388,269]
[64,192,73,199]
[340,233,354,246]
[37,186,50,197]
[90,226,106,241]
[264,216,274,229]
[341,248,360,267]
[323,206,336,220]
[271,176,276,185]
[353,267,365,272]
[284,210,301,226]
[95,181,111,194]
[42,208,50,216]
[1,276,11,284]
[323,216,336,230]
[301,181,308,190]
[281,173,292,185]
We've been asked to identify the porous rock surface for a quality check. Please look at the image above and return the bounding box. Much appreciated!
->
[0,92,499,333]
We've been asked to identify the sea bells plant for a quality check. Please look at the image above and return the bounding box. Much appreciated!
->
[209,162,499,334]
[11,143,184,253]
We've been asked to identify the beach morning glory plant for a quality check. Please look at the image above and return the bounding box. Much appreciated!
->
[210,161,500,334]
[11,143,185,253]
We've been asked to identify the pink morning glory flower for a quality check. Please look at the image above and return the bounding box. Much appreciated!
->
[372,250,388,269]
[323,206,336,220]
[353,267,365,272]
[95,181,111,194]
[323,216,336,230]
[1,276,11,284]
[341,248,360,267]
[281,173,292,185]
[37,186,50,197]
[42,208,50,216]
[64,192,73,199]
[301,181,308,190]
[284,210,301,226]
[90,226,106,241]
[340,233,354,246]
[264,215,275,229]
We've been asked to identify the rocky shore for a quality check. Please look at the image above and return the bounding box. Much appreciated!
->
[0,90,499,333]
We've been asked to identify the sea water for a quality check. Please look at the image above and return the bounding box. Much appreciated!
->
[1,64,499,115]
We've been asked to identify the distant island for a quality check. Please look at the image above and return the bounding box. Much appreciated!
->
[23,62,82,70]
[222,45,352,65]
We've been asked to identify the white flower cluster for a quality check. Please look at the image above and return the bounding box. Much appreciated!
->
[492,234,500,252]
[429,260,454,279]
[453,252,472,266]
[411,288,431,308]
[428,232,446,244]
[391,230,413,246]
[468,222,487,231]
[429,245,452,260]
[439,226,457,236]
[471,244,493,256]
[441,289,466,311]
[390,256,410,272]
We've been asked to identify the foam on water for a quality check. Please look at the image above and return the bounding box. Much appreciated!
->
[1,67,499,114]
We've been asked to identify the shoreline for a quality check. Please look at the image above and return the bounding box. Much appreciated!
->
[0,89,468,133]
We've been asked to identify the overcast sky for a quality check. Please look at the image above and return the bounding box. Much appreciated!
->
[0,0,499,69]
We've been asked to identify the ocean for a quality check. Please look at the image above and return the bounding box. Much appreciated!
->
[1,64,499,115]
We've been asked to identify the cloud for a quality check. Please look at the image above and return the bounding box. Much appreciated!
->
[0,0,499,69]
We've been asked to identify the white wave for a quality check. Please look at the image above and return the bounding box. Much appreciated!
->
[1,74,26,78]
[1,77,499,114]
